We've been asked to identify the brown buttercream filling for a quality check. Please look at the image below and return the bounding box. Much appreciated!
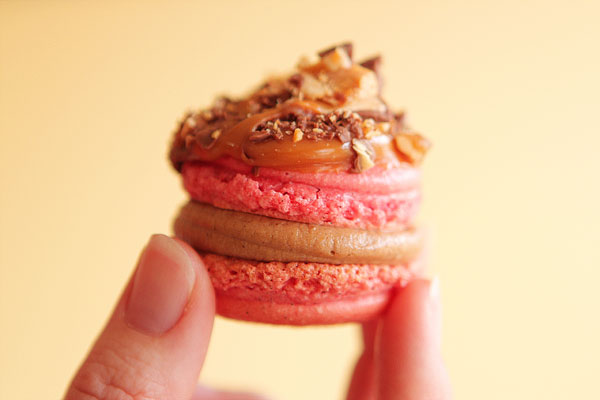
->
[174,201,422,264]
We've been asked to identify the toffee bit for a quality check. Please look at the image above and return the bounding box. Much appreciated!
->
[201,110,214,121]
[210,129,222,139]
[393,132,431,165]
[293,128,303,142]
[334,92,347,103]
[318,42,353,60]
[184,134,196,148]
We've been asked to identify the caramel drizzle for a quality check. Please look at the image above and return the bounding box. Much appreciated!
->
[177,100,402,172]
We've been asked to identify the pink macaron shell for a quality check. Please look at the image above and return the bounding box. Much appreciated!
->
[200,253,423,325]
[182,159,421,230]
[215,291,392,325]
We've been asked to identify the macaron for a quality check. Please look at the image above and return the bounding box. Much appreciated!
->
[169,43,429,325]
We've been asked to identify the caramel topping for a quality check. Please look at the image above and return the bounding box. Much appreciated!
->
[169,43,429,173]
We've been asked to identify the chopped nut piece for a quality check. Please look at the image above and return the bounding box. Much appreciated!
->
[312,128,324,134]
[202,110,214,120]
[352,138,375,172]
[393,132,431,165]
[185,117,197,128]
[210,129,221,139]
[322,47,352,71]
[362,118,376,133]
[362,117,383,139]
[377,122,391,133]
[293,128,303,142]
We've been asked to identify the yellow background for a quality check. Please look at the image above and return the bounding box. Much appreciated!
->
[1,1,599,399]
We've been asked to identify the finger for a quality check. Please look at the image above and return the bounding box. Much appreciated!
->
[345,320,378,400]
[65,234,215,400]
[377,278,451,400]
[192,385,272,400]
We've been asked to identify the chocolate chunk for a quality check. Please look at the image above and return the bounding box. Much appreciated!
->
[289,73,304,87]
[318,42,353,60]
[360,55,382,73]
[356,109,394,122]
[248,131,274,143]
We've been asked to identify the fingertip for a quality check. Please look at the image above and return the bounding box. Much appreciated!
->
[376,278,450,399]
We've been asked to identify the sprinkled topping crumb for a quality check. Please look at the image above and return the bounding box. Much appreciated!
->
[293,128,304,142]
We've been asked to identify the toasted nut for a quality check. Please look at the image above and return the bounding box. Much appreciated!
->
[394,132,431,165]
[322,47,352,71]
[352,139,375,172]
[377,122,391,133]
[293,128,303,142]
[362,118,380,139]
[185,117,197,128]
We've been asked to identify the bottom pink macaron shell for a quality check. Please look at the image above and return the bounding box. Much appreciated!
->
[216,291,392,325]
[200,253,423,325]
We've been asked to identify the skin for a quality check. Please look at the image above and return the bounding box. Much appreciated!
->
[64,235,451,400]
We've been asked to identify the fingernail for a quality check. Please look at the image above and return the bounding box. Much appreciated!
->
[125,234,196,335]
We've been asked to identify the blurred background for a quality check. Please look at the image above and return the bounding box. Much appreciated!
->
[1,1,599,399]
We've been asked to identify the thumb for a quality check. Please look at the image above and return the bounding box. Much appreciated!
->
[65,234,215,400]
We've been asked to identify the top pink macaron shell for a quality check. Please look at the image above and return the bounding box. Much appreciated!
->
[181,157,421,230]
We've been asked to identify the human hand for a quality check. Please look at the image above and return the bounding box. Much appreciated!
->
[346,279,452,399]
[64,234,265,400]
[64,234,450,400]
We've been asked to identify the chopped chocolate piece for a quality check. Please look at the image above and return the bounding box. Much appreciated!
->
[248,131,274,143]
[360,56,382,73]
[289,73,304,87]
[355,109,394,122]
[318,42,353,60]
[251,109,371,143]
